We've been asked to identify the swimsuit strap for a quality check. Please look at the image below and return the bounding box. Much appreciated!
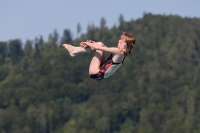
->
[121,55,127,64]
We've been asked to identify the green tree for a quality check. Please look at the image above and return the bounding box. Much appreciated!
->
[0,42,7,64]
[61,29,72,44]
[77,22,82,38]
[100,17,106,29]
[24,40,33,56]
[9,39,23,64]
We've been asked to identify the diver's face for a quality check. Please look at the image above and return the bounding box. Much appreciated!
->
[118,38,127,49]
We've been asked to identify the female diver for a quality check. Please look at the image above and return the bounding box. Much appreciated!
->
[62,32,135,80]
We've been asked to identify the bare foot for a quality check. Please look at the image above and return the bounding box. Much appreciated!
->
[62,44,76,57]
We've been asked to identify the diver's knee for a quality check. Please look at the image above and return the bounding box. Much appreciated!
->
[97,42,105,47]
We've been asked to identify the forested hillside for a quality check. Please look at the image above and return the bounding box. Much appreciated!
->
[0,13,200,133]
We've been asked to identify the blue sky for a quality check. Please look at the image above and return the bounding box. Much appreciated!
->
[1,0,200,43]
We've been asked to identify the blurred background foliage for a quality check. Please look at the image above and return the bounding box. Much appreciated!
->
[0,13,200,133]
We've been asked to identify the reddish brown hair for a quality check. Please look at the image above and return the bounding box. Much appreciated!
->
[120,32,136,55]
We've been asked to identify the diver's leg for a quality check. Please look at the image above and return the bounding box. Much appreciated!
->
[88,50,105,75]
[88,43,106,75]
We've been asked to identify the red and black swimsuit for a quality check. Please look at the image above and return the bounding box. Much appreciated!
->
[89,54,126,80]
